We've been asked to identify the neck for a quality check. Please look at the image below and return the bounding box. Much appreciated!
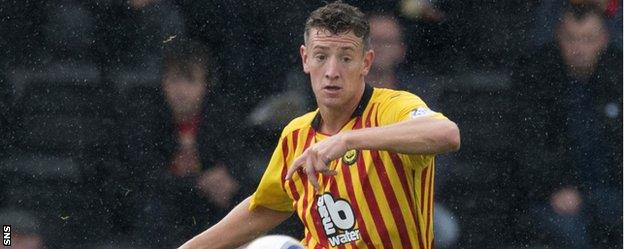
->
[567,64,596,82]
[318,86,365,135]
[173,110,200,123]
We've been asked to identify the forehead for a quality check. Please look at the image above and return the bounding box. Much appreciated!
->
[307,28,363,50]
[370,17,400,37]
[561,13,604,34]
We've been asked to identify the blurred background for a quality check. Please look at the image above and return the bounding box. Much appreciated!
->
[0,0,621,248]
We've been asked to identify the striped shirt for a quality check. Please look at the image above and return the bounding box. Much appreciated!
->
[250,85,446,249]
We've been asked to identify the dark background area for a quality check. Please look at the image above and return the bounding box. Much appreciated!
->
[0,0,621,248]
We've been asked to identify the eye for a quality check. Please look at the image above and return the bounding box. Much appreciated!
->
[342,57,352,63]
[315,54,326,62]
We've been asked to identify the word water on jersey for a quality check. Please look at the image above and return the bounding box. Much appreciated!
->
[317,193,361,246]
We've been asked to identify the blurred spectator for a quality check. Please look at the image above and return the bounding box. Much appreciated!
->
[367,14,408,90]
[367,13,459,248]
[512,3,622,248]
[118,39,241,248]
[366,13,441,106]
[530,0,622,49]
[0,209,43,249]
[366,14,439,106]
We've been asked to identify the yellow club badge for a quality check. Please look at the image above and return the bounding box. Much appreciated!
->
[342,149,358,166]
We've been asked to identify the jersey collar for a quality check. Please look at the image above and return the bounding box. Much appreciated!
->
[311,84,374,131]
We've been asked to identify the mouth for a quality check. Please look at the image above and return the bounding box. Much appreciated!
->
[323,85,342,92]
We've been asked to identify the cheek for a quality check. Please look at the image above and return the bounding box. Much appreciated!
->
[585,43,602,55]
[561,43,576,58]
[310,78,323,93]
[308,68,324,84]
[351,64,366,76]
[181,84,205,98]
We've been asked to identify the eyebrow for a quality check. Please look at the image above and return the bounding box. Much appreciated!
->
[312,45,330,50]
[312,45,357,51]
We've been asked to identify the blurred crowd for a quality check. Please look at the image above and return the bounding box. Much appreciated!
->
[0,0,621,248]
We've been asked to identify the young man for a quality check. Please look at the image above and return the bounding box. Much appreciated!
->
[179,2,460,249]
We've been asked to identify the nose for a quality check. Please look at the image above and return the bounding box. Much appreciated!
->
[324,57,340,81]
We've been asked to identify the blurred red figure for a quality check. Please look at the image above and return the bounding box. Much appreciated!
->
[119,38,240,248]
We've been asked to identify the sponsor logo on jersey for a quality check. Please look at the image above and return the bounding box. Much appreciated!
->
[316,193,360,246]
[410,107,434,119]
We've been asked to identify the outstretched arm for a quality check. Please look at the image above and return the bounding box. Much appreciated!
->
[346,116,460,154]
[178,197,293,249]
[286,117,460,190]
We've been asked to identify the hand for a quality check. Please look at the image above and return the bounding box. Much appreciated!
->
[285,133,349,192]
[550,187,583,215]
[197,165,240,209]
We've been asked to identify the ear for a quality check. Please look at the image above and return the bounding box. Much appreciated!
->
[361,49,375,76]
[555,23,564,41]
[398,43,407,62]
[300,45,310,74]
[598,26,610,48]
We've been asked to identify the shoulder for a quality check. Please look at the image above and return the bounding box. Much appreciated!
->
[279,110,317,139]
[372,88,425,105]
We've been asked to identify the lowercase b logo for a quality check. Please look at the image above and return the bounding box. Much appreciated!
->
[316,193,360,246]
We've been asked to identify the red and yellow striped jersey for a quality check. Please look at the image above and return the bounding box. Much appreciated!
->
[250,85,447,249]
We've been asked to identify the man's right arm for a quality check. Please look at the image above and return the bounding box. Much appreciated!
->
[178,196,293,249]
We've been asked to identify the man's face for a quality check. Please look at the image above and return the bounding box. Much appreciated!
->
[162,65,207,118]
[370,16,405,71]
[300,28,374,110]
[557,13,608,73]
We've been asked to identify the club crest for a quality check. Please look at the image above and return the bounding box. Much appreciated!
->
[342,149,358,165]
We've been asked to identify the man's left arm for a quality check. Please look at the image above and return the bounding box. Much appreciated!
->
[345,116,460,154]
[285,116,460,190]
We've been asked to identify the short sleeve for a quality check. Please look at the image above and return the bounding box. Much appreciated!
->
[249,136,295,212]
[377,90,447,126]
[377,90,446,170]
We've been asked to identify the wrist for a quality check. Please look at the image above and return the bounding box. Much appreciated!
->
[342,130,357,151]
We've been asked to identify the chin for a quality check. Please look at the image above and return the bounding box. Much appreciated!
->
[318,99,346,109]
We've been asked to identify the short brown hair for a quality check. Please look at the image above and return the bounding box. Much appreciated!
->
[562,2,605,23]
[162,38,218,86]
[304,1,370,50]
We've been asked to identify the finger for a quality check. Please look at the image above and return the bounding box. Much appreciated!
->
[305,164,320,192]
[322,169,337,176]
[285,153,307,180]
[315,156,336,176]
[305,155,320,191]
